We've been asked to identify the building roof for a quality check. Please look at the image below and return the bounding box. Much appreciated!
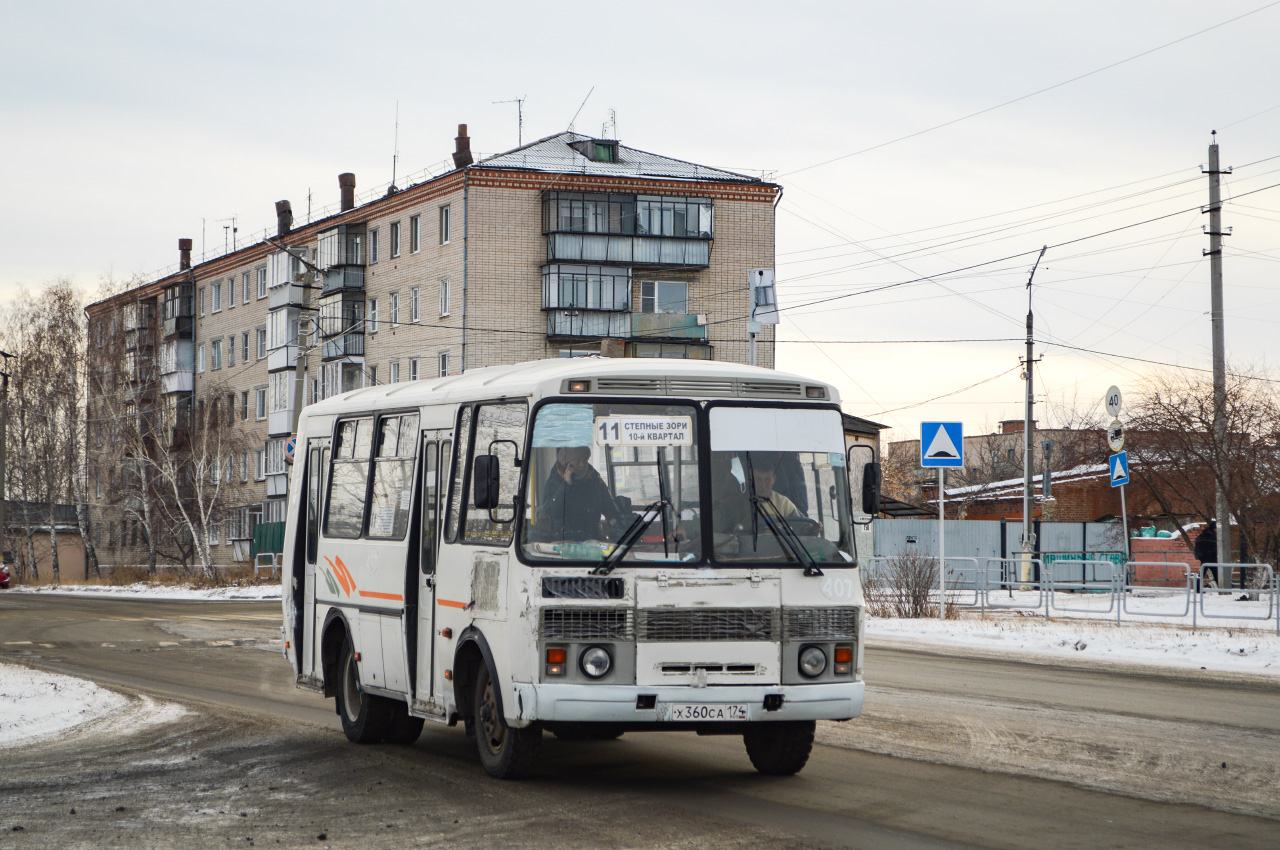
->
[842,412,887,436]
[475,132,766,184]
[305,357,840,417]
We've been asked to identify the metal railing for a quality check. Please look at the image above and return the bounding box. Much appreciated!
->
[862,556,1278,633]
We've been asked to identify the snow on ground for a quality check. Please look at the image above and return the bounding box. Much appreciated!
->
[0,663,187,748]
[868,588,1280,676]
[12,582,282,601]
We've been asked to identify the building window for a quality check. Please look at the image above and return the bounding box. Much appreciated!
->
[439,278,450,317]
[270,372,291,415]
[257,267,267,299]
[241,332,249,363]
[640,280,689,314]
[197,344,205,373]
[228,277,236,309]
[370,228,379,264]
[226,395,236,426]
[209,521,220,546]
[367,298,378,333]
[256,328,266,359]
[367,365,377,385]
[410,215,420,253]
[439,351,450,377]
[198,288,206,317]
[212,282,222,313]
[211,340,222,370]
[241,390,249,421]
[255,449,266,480]
[409,358,419,381]
[225,335,234,367]
[243,272,251,304]
[439,205,451,244]
[410,286,420,323]
[389,292,400,327]
[240,451,249,483]
[255,387,267,420]
[390,221,401,258]
[390,361,399,383]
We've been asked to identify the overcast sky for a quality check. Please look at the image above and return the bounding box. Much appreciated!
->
[5,1,1279,442]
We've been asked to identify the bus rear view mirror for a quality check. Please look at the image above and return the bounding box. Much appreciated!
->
[473,455,500,510]
[861,462,882,516]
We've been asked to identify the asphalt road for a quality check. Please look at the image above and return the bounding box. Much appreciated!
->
[2,593,1278,850]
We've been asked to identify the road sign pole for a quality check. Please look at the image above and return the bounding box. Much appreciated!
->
[938,467,946,621]
[1120,483,1130,563]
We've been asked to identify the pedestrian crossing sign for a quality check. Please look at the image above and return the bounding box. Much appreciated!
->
[921,422,964,468]
[1109,451,1129,487]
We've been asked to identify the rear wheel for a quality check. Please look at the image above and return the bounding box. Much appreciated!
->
[335,637,391,743]
[474,663,541,778]
[384,702,425,745]
[743,721,816,776]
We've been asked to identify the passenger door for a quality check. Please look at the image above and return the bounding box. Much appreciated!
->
[414,430,450,712]
[302,438,330,678]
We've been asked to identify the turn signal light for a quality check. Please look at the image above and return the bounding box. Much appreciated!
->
[546,647,567,677]
[568,380,590,393]
[834,647,853,663]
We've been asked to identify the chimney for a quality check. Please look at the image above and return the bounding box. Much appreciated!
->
[453,124,473,169]
[339,173,356,211]
[275,200,293,237]
[178,238,192,271]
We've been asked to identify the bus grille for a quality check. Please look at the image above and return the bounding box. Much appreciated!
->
[783,607,860,640]
[541,608,634,641]
[638,608,779,642]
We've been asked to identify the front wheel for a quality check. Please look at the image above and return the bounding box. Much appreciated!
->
[743,720,816,775]
[335,637,391,743]
[474,664,541,778]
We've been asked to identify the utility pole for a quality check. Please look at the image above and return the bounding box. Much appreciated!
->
[1021,247,1047,582]
[1204,133,1232,566]
[0,350,12,568]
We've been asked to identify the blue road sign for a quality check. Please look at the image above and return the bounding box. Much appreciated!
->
[921,421,964,468]
[1108,451,1129,488]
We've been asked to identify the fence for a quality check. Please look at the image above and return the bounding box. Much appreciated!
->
[862,555,1279,634]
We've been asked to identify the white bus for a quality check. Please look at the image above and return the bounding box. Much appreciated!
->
[281,358,877,778]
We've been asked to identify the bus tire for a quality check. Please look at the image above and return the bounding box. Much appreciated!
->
[384,702,425,745]
[743,720,815,776]
[474,663,540,779]
[336,637,392,744]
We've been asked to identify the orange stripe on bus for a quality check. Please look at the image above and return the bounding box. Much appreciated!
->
[437,598,469,609]
[357,591,404,601]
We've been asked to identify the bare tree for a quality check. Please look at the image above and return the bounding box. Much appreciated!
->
[1127,370,1280,573]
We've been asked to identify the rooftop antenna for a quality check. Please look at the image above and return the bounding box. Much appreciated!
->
[217,215,238,254]
[567,86,594,135]
[391,100,400,189]
[494,95,526,146]
[608,108,617,138]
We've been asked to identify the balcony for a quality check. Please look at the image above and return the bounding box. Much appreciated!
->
[546,234,710,268]
[161,284,194,339]
[158,339,194,395]
[322,333,365,360]
[317,225,366,294]
[545,311,707,341]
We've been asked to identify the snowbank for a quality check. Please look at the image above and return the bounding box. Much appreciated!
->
[12,582,282,601]
[0,663,124,746]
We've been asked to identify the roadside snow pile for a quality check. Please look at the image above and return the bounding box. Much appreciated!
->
[867,613,1280,676]
[0,663,128,747]
[14,582,282,601]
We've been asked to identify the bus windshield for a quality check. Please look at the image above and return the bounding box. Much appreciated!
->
[708,406,853,566]
[521,402,700,563]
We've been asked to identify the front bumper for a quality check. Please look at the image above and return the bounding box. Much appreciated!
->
[510,680,864,725]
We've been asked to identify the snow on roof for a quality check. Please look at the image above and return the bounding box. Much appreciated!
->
[944,463,1110,498]
[475,132,766,184]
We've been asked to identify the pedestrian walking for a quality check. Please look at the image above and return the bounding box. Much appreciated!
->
[1194,520,1218,588]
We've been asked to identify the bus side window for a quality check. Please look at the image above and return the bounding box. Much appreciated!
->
[463,403,528,545]
[367,413,419,540]
[325,417,374,538]
[444,407,473,544]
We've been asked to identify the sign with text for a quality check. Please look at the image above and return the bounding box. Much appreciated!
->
[594,415,693,447]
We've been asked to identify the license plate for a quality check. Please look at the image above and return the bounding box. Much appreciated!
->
[668,703,748,721]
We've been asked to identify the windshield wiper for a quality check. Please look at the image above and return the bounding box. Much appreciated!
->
[753,497,823,577]
[592,500,669,576]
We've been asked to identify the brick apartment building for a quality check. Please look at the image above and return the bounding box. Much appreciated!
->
[85,127,781,567]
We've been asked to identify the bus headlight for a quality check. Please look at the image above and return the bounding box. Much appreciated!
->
[798,645,827,678]
[579,645,613,679]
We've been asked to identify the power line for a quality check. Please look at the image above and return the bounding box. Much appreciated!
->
[781,1,1280,178]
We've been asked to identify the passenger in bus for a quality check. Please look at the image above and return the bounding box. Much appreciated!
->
[537,446,628,541]
[713,451,803,535]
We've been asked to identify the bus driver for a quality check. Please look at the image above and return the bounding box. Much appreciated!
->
[538,446,628,542]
